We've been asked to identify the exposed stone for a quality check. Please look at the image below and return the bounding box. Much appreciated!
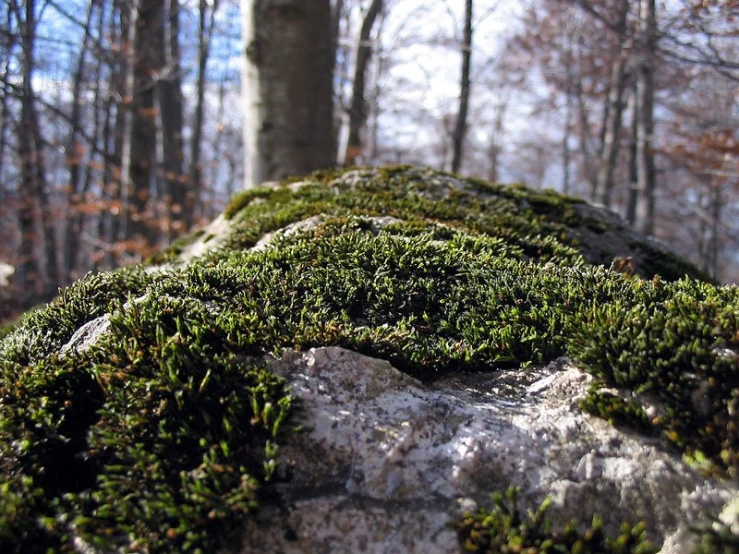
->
[238,347,737,554]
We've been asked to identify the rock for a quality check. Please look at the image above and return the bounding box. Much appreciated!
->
[238,348,734,554]
[0,165,736,554]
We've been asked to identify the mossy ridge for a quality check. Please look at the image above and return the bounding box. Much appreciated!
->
[0,166,736,551]
[458,486,658,554]
[220,166,707,281]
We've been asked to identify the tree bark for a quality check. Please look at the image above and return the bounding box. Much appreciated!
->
[14,0,60,304]
[120,0,162,250]
[343,0,384,166]
[63,0,98,284]
[593,0,630,208]
[158,0,186,238]
[242,0,336,188]
[625,84,639,225]
[635,0,657,235]
[187,0,218,228]
[451,0,473,174]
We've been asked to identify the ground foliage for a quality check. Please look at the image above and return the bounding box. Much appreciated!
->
[457,486,658,554]
[0,166,736,552]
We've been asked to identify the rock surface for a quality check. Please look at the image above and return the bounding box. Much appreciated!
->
[238,347,734,554]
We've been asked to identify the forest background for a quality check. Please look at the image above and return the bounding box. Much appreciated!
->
[0,0,737,323]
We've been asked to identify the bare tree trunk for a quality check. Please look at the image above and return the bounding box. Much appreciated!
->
[343,0,383,166]
[562,31,574,195]
[188,0,219,229]
[625,84,639,225]
[707,179,721,279]
[636,0,657,235]
[13,0,60,304]
[367,7,387,165]
[63,0,97,284]
[575,78,597,192]
[242,0,336,188]
[594,1,630,208]
[0,2,15,190]
[486,98,507,183]
[451,0,473,174]
[123,0,163,249]
[158,0,185,238]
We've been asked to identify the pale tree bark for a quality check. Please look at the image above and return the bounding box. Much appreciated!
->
[575,78,598,191]
[451,0,473,174]
[343,0,384,166]
[635,0,657,235]
[188,0,219,228]
[367,6,388,165]
[593,0,630,208]
[486,98,507,183]
[242,0,336,188]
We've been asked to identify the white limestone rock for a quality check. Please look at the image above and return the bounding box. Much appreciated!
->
[236,347,737,554]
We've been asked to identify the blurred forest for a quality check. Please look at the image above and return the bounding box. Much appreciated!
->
[0,0,737,322]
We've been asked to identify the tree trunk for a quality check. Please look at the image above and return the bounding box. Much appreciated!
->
[343,0,384,166]
[242,0,336,188]
[120,0,162,251]
[451,0,473,175]
[63,0,97,284]
[188,0,218,229]
[158,0,186,238]
[625,84,639,225]
[594,1,630,208]
[14,0,60,304]
[635,0,657,235]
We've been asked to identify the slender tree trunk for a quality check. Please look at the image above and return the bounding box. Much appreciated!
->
[635,0,657,235]
[562,33,574,195]
[158,0,185,238]
[451,0,473,174]
[123,0,163,249]
[626,85,639,225]
[0,2,15,190]
[63,0,97,284]
[242,0,336,188]
[594,1,630,208]
[575,78,597,192]
[344,0,384,166]
[188,0,219,228]
[14,0,60,304]
[707,179,721,279]
[367,7,387,165]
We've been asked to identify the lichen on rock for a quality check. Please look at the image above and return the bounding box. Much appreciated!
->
[0,166,737,553]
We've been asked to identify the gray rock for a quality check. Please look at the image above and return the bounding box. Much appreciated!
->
[237,347,737,554]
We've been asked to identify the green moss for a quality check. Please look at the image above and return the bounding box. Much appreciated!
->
[457,486,657,554]
[0,165,736,552]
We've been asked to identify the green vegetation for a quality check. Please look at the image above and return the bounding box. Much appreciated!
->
[457,486,657,554]
[0,166,736,552]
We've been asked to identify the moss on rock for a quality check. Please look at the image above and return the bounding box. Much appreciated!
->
[0,166,736,552]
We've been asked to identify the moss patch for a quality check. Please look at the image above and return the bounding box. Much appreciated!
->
[0,166,737,552]
[458,487,658,554]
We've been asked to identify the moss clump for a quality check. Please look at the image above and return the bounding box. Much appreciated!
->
[0,290,292,552]
[568,277,739,477]
[0,165,737,552]
[457,486,658,554]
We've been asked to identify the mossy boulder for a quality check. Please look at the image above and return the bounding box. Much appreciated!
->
[0,166,737,553]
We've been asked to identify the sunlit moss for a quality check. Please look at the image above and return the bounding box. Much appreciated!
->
[0,165,735,552]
